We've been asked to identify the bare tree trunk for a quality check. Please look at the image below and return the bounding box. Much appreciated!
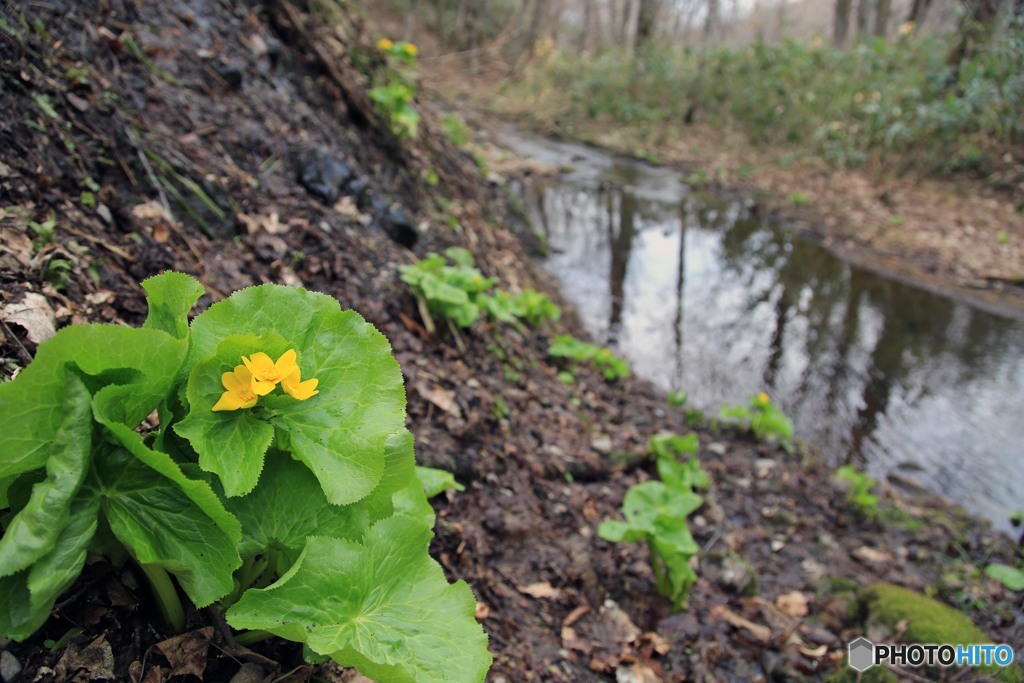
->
[905,0,935,24]
[856,0,871,40]
[874,0,891,36]
[949,0,1003,66]
[777,0,787,40]
[834,0,853,46]
[704,0,721,44]
[636,0,659,49]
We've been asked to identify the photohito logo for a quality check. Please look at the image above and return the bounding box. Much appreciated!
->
[848,637,1016,672]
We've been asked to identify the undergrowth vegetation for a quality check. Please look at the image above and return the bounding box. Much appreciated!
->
[512,27,1023,180]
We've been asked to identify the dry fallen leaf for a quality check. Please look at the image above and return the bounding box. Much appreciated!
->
[852,546,891,564]
[131,200,173,222]
[1,292,57,344]
[154,626,213,680]
[517,581,562,599]
[55,635,115,681]
[615,663,662,683]
[414,381,462,418]
[709,604,772,642]
[775,590,810,617]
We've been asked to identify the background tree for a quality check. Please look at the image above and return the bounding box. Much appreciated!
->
[834,0,853,45]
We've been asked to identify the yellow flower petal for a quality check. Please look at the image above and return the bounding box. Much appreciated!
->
[242,352,279,382]
[213,390,256,411]
[376,38,393,51]
[275,349,299,379]
[251,378,277,396]
[214,365,259,411]
[281,370,319,401]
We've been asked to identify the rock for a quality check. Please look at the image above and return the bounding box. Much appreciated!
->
[706,552,759,596]
[382,205,418,249]
[591,435,613,455]
[706,442,727,456]
[212,62,244,89]
[1,651,22,682]
[297,149,354,204]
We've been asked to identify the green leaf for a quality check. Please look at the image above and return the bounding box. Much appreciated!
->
[0,370,92,578]
[415,466,465,498]
[597,520,645,543]
[0,497,99,641]
[83,441,240,607]
[227,514,491,683]
[622,481,703,531]
[184,284,406,506]
[142,271,205,340]
[985,563,1024,591]
[0,325,185,479]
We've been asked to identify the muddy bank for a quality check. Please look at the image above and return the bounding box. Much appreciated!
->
[0,1,1021,681]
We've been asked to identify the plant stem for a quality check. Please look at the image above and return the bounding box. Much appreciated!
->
[139,563,186,633]
[234,629,276,647]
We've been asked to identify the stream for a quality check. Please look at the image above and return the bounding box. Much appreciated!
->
[500,127,1024,535]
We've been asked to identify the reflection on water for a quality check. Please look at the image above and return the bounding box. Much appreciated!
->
[503,129,1024,534]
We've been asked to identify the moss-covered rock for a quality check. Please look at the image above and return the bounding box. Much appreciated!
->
[859,583,1021,683]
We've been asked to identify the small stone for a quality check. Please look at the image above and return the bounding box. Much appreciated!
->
[707,442,727,456]
[213,62,244,89]
[754,458,777,476]
[297,150,354,204]
[591,435,613,455]
[229,662,267,683]
[1,651,22,682]
[770,539,785,552]
[719,553,759,596]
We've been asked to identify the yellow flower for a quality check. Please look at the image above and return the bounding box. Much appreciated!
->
[376,38,394,51]
[212,365,259,411]
[281,368,319,401]
[754,392,771,408]
[242,349,300,395]
[402,42,418,57]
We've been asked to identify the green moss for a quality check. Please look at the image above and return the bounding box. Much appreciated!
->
[825,663,898,683]
[859,584,1022,683]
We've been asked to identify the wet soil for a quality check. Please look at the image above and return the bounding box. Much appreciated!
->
[0,1,1021,682]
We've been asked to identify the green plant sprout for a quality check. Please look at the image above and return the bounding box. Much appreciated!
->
[667,389,688,408]
[441,113,470,147]
[718,392,794,450]
[547,335,630,381]
[399,247,560,334]
[835,465,880,519]
[985,563,1024,592]
[599,431,709,610]
[370,38,421,138]
[598,480,703,610]
[0,272,490,682]
[648,432,710,491]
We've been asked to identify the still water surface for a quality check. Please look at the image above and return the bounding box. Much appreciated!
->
[501,128,1024,534]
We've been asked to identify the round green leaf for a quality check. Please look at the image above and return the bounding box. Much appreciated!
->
[184,285,406,505]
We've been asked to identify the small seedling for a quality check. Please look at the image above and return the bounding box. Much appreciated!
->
[835,465,879,518]
[548,335,629,381]
[718,392,794,450]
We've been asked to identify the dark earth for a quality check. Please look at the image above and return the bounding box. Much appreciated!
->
[0,1,1021,681]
